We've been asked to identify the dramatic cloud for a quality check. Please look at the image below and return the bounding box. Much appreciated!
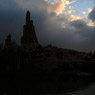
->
[0,0,95,51]
[89,7,95,22]
[45,0,76,15]
[88,8,93,13]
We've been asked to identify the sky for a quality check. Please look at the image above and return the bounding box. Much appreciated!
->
[0,0,95,51]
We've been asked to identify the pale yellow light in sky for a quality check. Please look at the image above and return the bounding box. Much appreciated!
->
[82,12,86,15]
[68,6,73,9]
[87,20,95,26]
[88,8,92,13]
[69,15,84,21]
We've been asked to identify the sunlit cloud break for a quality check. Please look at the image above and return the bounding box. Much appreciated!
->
[45,0,77,15]
[45,0,95,27]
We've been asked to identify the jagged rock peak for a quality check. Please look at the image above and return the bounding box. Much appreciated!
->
[5,34,12,46]
[21,11,39,46]
[26,10,31,25]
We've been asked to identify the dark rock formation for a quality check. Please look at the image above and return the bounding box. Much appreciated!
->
[5,34,11,46]
[21,11,38,46]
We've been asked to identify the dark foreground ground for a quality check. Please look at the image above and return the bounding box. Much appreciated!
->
[0,46,95,95]
[0,71,95,95]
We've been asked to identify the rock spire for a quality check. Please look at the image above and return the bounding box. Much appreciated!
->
[21,10,38,46]
[5,34,12,46]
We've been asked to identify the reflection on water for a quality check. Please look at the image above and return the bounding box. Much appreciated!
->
[63,83,95,95]
[19,75,95,95]
[0,74,95,95]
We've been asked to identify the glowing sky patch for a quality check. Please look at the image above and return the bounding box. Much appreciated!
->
[48,0,94,17]
[45,0,95,27]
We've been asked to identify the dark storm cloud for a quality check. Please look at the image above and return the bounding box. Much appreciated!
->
[70,20,87,28]
[89,7,95,22]
[68,20,95,51]
[0,0,20,11]
[0,0,26,43]
[33,9,95,51]
[0,0,95,51]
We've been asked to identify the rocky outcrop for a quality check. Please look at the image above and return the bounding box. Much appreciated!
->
[21,11,38,46]
[5,34,11,46]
